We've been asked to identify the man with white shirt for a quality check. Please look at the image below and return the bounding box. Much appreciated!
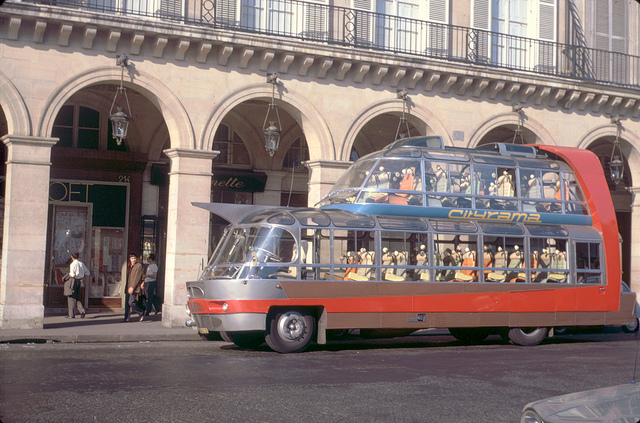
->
[64,252,90,319]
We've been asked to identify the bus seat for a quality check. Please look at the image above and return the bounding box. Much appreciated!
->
[487,272,506,282]
[383,273,404,281]
[455,271,474,282]
[347,273,369,281]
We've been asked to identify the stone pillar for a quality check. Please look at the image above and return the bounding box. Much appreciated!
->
[304,160,352,207]
[0,135,57,329]
[254,171,286,206]
[162,148,218,328]
[628,187,640,296]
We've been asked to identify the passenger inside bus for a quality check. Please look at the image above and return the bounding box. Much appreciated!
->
[536,248,551,282]
[507,245,524,282]
[415,244,429,281]
[483,245,494,279]
[455,247,477,281]
[488,247,507,282]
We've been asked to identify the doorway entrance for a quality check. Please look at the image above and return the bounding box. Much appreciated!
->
[44,204,92,309]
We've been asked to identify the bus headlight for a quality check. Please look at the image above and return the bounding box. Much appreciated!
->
[185,303,191,316]
[222,302,229,312]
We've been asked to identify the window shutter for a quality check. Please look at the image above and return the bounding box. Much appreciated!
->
[216,0,238,26]
[158,0,183,18]
[471,0,490,62]
[352,0,372,45]
[304,0,327,40]
[428,0,446,23]
[472,0,489,30]
[538,0,555,41]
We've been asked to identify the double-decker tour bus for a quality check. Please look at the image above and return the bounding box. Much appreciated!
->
[185,136,637,353]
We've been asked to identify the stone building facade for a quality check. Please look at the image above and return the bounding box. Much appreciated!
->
[1,0,639,329]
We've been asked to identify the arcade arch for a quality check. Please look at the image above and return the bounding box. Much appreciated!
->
[39,67,194,150]
[471,113,555,147]
[0,73,31,136]
[344,100,448,161]
[202,85,333,163]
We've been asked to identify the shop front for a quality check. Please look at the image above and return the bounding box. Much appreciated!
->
[44,180,129,310]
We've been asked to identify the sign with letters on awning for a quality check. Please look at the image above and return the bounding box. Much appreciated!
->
[212,170,268,192]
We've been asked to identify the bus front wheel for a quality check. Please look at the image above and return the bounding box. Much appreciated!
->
[507,327,548,346]
[265,309,315,353]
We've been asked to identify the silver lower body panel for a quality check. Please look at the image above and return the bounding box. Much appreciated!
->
[195,312,267,332]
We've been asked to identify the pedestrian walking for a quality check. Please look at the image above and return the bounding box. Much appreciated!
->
[64,252,89,319]
[144,254,162,316]
[124,253,145,322]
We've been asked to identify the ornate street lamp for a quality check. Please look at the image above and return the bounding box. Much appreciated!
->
[263,73,282,157]
[610,117,624,186]
[395,89,410,141]
[109,53,132,146]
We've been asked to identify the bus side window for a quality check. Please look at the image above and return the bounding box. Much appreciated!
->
[539,172,560,212]
[380,231,412,281]
[575,242,601,284]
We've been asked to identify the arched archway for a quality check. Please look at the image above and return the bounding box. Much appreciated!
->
[470,113,556,147]
[342,100,449,161]
[201,84,334,163]
[0,73,31,136]
[38,66,194,150]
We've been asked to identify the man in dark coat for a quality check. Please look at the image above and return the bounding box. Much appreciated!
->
[124,253,145,322]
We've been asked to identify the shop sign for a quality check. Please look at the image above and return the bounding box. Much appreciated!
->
[49,181,92,202]
[212,171,267,192]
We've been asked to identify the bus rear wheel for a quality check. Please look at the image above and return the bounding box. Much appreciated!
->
[507,327,548,346]
[222,331,265,349]
[265,309,315,353]
[448,327,490,344]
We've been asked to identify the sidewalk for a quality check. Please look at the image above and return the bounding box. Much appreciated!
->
[0,311,202,344]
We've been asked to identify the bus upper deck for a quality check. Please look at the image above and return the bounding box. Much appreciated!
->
[318,137,590,226]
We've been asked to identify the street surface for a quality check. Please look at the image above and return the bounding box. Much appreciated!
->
[1,329,638,423]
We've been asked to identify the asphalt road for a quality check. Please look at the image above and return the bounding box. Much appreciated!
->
[1,329,638,423]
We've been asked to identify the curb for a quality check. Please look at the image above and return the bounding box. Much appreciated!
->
[0,333,202,344]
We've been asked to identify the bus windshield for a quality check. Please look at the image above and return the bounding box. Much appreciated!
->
[202,226,297,279]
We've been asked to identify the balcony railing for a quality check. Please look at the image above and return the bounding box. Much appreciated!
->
[18,0,640,89]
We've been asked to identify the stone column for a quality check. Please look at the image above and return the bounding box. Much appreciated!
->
[162,148,218,328]
[628,187,640,295]
[253,171,286,206]
[0,135,57,329]
[304,160,352,207]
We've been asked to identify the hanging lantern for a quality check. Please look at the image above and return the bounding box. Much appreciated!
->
[264,121,281,157]
[110,106,130,145]
[263,73,282,157]
[109,53,132,146]
[609,117,624,186]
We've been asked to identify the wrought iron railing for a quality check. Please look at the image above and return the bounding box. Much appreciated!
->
[18,0,640,88]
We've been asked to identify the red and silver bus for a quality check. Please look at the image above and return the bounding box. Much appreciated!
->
[185,136,637,353]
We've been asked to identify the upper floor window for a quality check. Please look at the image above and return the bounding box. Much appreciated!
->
[593,0,627,83]
[472,0,556,69]
[212,123,251,165]
[354,0,448,53]
[52,104,127,152]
